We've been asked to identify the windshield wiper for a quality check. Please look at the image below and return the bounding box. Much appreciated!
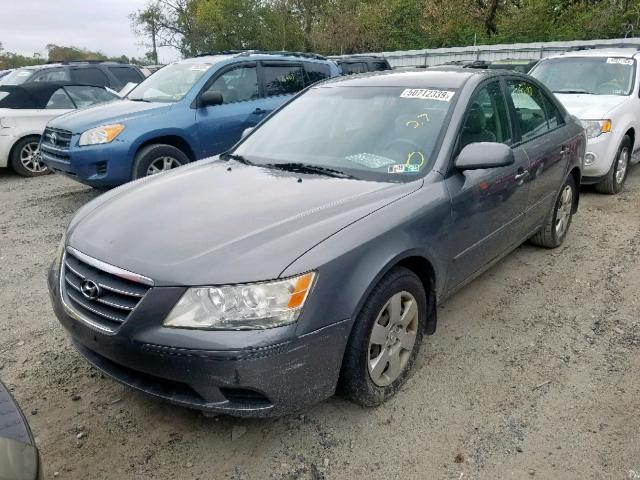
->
[220,152,254,165]
[263,162,355,179]
[553,89,597,95]
[128,98,151,102]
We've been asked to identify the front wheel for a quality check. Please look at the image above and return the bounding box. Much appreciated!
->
[339,267,427,407]
[132,144,189,180]
[9,136,50,177]
[530,175,576,248]
[595,135,631,195]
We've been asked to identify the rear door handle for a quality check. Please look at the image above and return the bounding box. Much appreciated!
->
[253,108,268,115]
[560,146,571,155]
[515,170,529,182]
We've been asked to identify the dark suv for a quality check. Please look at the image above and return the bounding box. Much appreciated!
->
[0,61,146,91]
[331,55,392,75]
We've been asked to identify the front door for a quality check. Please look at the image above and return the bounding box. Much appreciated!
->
[444,79,531,291]
[194,62,263,157]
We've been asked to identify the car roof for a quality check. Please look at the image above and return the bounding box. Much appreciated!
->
[0,82,109,109]
[550,47,640,59]
[318,67,500,89]
[181,51,332,65]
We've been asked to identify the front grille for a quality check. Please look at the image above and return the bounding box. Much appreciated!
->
[42,128,72,149]
[61,250,151,333]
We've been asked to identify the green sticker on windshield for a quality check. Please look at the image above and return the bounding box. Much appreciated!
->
[388,164,420,174]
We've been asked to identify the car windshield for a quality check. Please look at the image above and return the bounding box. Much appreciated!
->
[531,57,636,96]
[127,62,213,103]
[232,86,456,182]
[1,68,36,85]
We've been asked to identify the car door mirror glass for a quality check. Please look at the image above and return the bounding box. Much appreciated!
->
[200,91,223,107]
[455,142,514,170]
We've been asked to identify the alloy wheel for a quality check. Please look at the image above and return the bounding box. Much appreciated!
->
[146,156,181,176]
[367,291,419,387]
[555,185,573,238]
[615,147,629,185]
[20,142,47,174]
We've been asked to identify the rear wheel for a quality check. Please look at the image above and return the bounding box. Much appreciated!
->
[10,136,49,177]
[595,135,631,194]
[530,175,576,248]
[339,267,427,407]
[132,144,189,180]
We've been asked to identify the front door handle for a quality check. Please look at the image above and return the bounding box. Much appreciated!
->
[560,146,571,155]
[515,170,529,182]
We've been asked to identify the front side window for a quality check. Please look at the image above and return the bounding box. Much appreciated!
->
[531,57,636,96]
[128,62,214,103]
[32,68,70,83]
[507,80,549,141]
[46,88,75,109]
[1,68,36,85]
[263,64,305,96]
[233,85,457,182]
[206,65,258,103]
[65,86,117,108]
[459,81,511,151]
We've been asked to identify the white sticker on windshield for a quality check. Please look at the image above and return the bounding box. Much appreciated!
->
[606,57,634,65]
[190,64,212,71]
[400,89,455,102]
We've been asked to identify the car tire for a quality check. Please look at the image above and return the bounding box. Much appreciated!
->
[595,135,631,195]
[132,144,189,180]
[530,174,576,249]
[339,267,427,407]
[9,136,50,177]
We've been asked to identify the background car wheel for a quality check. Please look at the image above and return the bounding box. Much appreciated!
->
[530,175,576,248]
[595,135,631,195]
[339,267,427,407]
[9,136,49,177]
[132,144,189,179]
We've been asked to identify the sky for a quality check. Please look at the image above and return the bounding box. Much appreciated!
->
[0,0,179,63]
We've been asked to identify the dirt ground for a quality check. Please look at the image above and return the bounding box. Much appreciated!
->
[1,164,639,480]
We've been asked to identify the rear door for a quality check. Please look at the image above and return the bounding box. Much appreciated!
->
[194,62,262,157]
[444,79,531,291]
[257,61,306,118]
[505,78,566,230]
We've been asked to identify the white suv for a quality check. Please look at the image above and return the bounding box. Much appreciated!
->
[531,48,640,194]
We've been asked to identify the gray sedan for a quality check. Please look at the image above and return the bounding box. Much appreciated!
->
[47,68,584,417]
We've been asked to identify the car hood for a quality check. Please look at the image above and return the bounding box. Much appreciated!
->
[47,99,172,133]
[68,159,421,285]
[554,94,627,120]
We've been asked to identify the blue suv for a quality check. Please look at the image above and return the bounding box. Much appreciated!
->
[40,51,340,187]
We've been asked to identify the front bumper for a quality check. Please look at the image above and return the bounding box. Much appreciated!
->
[582,133,618,178]
[47,263,350,417]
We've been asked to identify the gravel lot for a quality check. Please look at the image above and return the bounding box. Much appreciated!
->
[1,165,639,479]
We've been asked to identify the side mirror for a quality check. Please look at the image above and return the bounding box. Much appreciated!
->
[455,142,514,171]
[241,127,254,139]
[199,91,223,108]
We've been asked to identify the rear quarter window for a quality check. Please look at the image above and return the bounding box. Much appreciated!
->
[303,62,331,85]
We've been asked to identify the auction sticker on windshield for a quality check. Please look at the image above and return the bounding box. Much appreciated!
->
[400,89,455,101]
[606,58,634,65]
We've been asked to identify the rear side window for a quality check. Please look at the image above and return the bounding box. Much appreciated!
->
[541,93,564,130]
[507,80,549,141]
[107,66,144,85]
[303,62,331,85]
[371,61,390,71]
[65,86,116,108]
[71,67,110,87]
[262,64,305,96]
[46,88,75,109]
[341,62,367,75]
[31,68,70,82]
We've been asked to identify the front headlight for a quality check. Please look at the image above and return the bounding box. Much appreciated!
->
[581,119,611,139]
[78,124,125,146]
[163,272,316,330]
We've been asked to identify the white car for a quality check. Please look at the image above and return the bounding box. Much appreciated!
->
[531,48,640,194]
[0,82,118,176]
